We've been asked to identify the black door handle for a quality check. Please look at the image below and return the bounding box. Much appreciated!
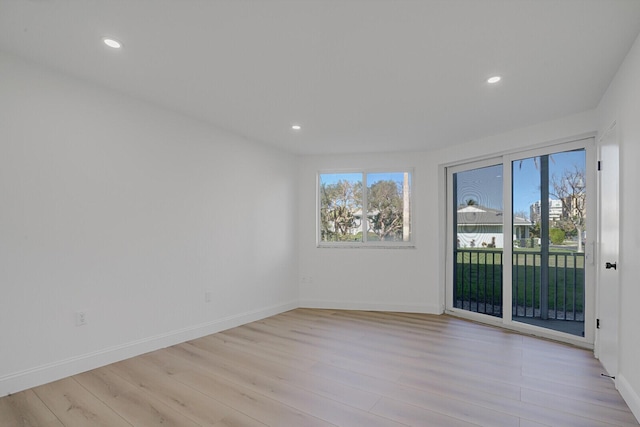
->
[605,262,617,270]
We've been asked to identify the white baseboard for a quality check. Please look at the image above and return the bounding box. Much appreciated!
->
[618,374,640,423]
[299,299,441,314]
[0,300,298,397]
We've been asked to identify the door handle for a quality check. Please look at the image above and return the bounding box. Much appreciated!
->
[605,262,617,270]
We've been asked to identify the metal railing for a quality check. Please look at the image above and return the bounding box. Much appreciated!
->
[454,249,585,321]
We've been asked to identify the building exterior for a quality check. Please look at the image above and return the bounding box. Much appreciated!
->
[529,199,563,224]
[457,205,530,249]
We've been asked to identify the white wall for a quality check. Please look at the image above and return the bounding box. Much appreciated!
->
[596,31,640,420]
[0,53,299,395]
[297,111,596,315]
[298,152,440,313]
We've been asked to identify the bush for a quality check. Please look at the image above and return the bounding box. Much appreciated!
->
[550,228,566,245]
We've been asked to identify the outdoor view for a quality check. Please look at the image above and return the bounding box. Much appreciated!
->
[319,172,411,243]
[454,149,586,336]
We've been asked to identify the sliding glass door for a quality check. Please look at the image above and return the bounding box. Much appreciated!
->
[452,161,504,318]
[512,150,586,336]
[447,140,594,344]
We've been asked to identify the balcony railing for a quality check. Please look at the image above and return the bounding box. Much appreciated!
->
[453,249,585,322]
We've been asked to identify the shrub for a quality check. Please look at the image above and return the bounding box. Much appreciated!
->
[550,228,566,245]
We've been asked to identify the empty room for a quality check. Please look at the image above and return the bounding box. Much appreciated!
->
[2,1,640,426]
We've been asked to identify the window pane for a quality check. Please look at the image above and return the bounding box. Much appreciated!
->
[453,164,503,317]
[319,173,363,242]
[512,149,586,336]
[366,172,411,242]
[455,165,504,248]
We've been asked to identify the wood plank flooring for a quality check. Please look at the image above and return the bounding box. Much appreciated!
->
[1,308,638,426]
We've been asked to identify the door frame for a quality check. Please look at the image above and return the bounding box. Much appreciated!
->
[594,121,620,375]
[443,137,596,348]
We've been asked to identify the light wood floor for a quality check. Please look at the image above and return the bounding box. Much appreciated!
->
[1,309,638,427]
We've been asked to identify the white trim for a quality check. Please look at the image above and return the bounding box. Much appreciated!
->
[299,299,441,314]
[440,132,597,169]
[317,244,416,249]
[438,163,448,313]
[594,120,620,374]
[502,152,514,323]
[618,374,640,423]
[0,300,298,397]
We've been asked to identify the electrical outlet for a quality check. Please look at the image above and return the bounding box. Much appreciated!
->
[205,291,212,303]
[76,310,87,326]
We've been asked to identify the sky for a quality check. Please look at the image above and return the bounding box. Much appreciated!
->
[456,149,586,217]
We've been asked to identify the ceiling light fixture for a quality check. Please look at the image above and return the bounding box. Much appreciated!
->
[291,124,302,131]
[103,37,122,49]
[487,76,501,84]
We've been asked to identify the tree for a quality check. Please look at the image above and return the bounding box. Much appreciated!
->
[367,180,404,241]
[549,228,566,245]
[550,165,586,252]
[529,221,540,238]
[320,180,362,241]
[514,210,529,221]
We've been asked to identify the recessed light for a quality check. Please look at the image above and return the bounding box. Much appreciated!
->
[291,124,302,131]
[103,38,122,49]
[487,76,501,84]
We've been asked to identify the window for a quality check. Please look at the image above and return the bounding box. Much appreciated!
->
[318,171,412,246]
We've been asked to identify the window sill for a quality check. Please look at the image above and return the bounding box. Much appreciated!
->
[317,244,416,249]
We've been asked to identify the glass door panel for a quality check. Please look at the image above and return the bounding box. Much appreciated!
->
[453,164,504,318]
[511,149,586,336]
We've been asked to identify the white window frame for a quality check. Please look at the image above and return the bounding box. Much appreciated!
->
[317,169,414,248]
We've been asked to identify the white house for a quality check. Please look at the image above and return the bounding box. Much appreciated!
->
[457,205,530,248]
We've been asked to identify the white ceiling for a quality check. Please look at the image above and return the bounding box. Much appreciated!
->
[2,0,640,155]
